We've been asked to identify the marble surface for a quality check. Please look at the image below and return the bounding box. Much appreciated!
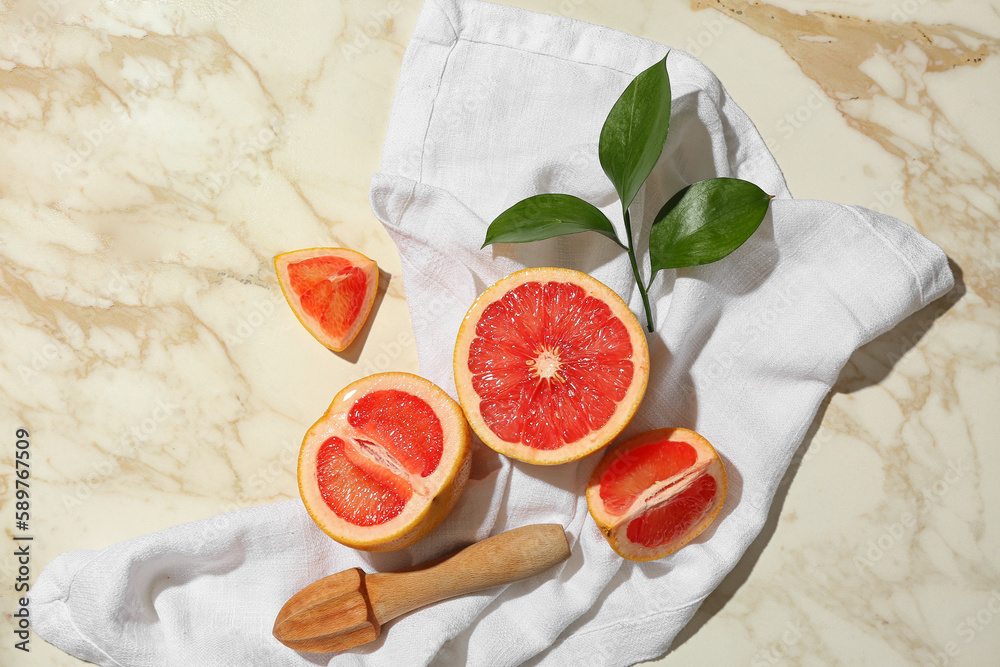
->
[0,0,997,665]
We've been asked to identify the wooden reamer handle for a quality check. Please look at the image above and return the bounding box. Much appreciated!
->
[366,523,570,624]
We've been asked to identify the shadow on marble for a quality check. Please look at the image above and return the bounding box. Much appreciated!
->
[660,257,965,659]
[332,267,392,365]
[833,258,965,395]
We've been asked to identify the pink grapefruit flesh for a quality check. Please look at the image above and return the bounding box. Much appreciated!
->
[454,267,648,464]
[299,373,472,551]
[587,428,727,561]
[275,248,378,352]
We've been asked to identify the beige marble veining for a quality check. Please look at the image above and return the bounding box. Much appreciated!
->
[658,2,1000,666]
[0,0,996,666]
[0,4,419,664]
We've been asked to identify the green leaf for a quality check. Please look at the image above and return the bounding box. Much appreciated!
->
[599,54,671,211]
[649,177,773,278]
[482,194,625,249]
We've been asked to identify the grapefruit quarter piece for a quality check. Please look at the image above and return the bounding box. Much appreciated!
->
[587,427,727,561]
[275,247,378,352]
[298,372,472,552]
[454,267,649,465]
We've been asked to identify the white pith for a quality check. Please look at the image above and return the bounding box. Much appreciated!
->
[606,459,713,530]
[528,346,564,382]
[343,434,431,499]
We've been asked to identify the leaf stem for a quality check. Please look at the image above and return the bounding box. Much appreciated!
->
[623,207,654,332]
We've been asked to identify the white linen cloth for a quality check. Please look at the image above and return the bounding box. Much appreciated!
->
[32,0,954,665]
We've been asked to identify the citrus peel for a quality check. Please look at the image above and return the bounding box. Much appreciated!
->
[454,267,648,465]
[298,372,472,551]
[587,427,727,561]
[275,247,378,352]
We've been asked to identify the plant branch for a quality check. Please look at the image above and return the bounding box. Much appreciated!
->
[623,207,654,332]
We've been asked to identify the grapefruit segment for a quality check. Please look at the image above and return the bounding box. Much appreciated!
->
[625,474,718,549]
[348,389,443,478]
[299,373,472,551]
[275,248,378,352]
[587,428,727,561]
[454,267,649,465]
[316,436,409,528]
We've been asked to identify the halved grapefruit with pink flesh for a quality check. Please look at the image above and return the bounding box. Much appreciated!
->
[275,248,378,352]
[587,428,727,561]
[453,267,649,465]
[298,372,472,551]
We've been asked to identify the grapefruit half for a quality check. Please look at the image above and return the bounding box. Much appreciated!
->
[587,428,727,561]
[454,267,649,465]
[275,247,378,352]
[298,372,472,551]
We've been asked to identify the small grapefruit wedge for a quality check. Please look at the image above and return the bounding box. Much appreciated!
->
[587,428,727,561]
[275,247,378,352]
[298,372,472,551]
[454,267,649,465]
